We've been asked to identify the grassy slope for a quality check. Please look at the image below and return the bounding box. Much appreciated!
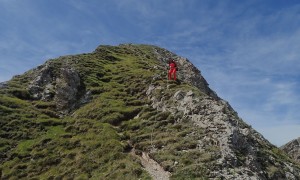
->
[1,44,299,179]
[0,44,156,179]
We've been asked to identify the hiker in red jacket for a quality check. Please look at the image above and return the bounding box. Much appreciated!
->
[168,59,177,80]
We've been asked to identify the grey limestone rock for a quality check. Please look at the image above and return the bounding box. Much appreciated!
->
[281,137,300,163]
[28,61,90,115]
[146,48,300,180]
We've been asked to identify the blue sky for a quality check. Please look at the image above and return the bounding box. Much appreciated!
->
[1,0,300,146]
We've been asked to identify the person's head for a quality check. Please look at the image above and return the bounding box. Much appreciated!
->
[169,58,174,63]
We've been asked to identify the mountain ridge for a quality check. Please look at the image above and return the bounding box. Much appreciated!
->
[0,44,299,179]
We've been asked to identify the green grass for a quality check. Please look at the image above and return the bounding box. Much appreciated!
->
[14,139,36,156]
[0,45,160,179]
[1,44,299,179]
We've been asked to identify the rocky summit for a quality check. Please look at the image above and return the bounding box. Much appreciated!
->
[281,137,300,164]
[0,44,299,179]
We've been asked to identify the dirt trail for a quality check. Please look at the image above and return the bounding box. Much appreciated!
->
[131,149,171,180]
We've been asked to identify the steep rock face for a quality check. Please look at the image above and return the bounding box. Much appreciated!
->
[143,45,300,179]
[0,44,299,179]
[281,137,300,163]
[147,81,300,179]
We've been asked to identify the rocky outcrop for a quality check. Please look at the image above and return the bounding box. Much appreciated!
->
[281,137,300,163]
[28,61,90,114]
[146,80,300,179]
[152,46,219,99]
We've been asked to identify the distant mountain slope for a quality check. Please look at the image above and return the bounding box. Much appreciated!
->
[0,44,299,179]
[281,137,300,164]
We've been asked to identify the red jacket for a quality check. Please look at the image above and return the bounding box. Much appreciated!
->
[169,61,177,69]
